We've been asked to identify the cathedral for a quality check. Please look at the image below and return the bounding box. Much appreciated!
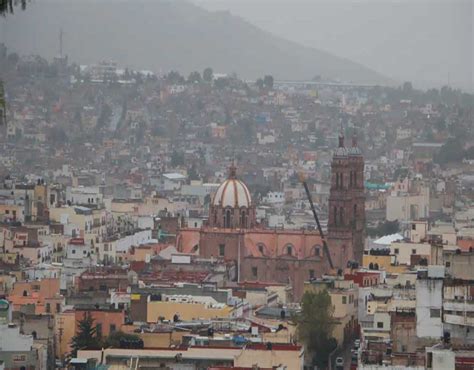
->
[327,132,366,267]
[177,134,365,301]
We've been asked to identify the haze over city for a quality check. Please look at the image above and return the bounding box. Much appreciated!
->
[0,1,473,369]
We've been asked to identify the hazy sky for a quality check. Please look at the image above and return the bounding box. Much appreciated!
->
[195,0,473,91]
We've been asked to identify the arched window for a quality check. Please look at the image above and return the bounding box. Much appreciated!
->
[225,209,231,228]
[336,173,340,188]
[240,210,246,228]
[257,243,266,256]
[353,204,358,221]
[369,262,374,269]
[334,206,338,226]
[350,171,353,187]
[374,263,379,270]
[340,173,343,188]
[354,172,357,187]
[313,245,321,257]
[285,244,294,256]
[339,207,344,226]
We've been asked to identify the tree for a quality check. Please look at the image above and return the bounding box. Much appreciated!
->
[0,0,28,15]
[103,331,141,348]
[214,77,229,90]
[263,75,274,90]
[295,290,337,368]
[367,220,400,238]
[434,138,465,164]
[170,150,185,167]
[71,312,101,357]
[165,70,185,85]
[187,71,201,84]
[255,78,264,90]
[203,67,213,82]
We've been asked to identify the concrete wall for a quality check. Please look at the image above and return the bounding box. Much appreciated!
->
[416,279,443,338]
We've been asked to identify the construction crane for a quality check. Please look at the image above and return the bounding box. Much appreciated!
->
[300,175,334,270]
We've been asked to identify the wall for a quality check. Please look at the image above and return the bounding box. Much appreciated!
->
[415,278,443,338]
[391,242,432,265]
[146,301,232,322]
[55,311,75,360]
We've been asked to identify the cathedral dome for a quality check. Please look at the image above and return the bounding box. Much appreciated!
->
[212,165,252,208]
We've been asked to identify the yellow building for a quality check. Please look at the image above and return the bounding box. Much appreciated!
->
[304,277,358,345]
[78,344,304,369]
[362,253,408,273]
[146,300,233,322]
[55,310,76,360]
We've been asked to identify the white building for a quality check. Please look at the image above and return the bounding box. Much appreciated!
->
[416,271,443,338]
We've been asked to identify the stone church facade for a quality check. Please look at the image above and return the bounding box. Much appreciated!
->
[177,137,365,301]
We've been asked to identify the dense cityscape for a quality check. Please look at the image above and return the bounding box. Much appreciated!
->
[0,2,473,369]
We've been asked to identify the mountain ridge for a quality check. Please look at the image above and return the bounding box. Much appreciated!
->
[0,0,393,85]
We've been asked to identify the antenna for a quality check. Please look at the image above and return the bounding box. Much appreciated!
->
[59,28,63,58]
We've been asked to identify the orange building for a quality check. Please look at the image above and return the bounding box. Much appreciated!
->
[8,278,63,315]
[177,165,331,301]
[74,307,125,339]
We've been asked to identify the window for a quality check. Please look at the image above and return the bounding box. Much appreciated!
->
[309,269,315,279]
[377,322,384,328]
[430,309,441,318]
[339,207,344,225]
[286,245,293,256]
[252,267,258,278]
[394,248,399,254]
[314,247,320,257]
[257,244,265,255]
[56,303,61,312]
[334,206,338,226]
[445,261,451,268]
[412,224,416,230]
[110,324,116,333]
[219,244,225,257]
[72,249,76,254]
[342,296,347,304]
[225,209,231,228]
[96,323,102,338]
[45,303,51,313]
[412,249,416,255]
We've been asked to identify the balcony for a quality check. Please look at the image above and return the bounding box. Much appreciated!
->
[443,313,474,327]
[443,300,474,312]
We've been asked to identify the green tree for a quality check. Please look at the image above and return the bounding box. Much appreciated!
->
[214,77,229,90]
[255,78,264,90]
[71,312,101,357]
[263,75,274,89]
[434,138,465,164]
[170,150,185,167]
[187,71,202,84]
[103,331,140,348]
[165,70,185,85]
[203,67,213,82]
[295,290,337,368]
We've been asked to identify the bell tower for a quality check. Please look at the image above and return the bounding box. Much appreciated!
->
[327,130,366,267]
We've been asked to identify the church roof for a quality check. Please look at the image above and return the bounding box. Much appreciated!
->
[212,164,252,208]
